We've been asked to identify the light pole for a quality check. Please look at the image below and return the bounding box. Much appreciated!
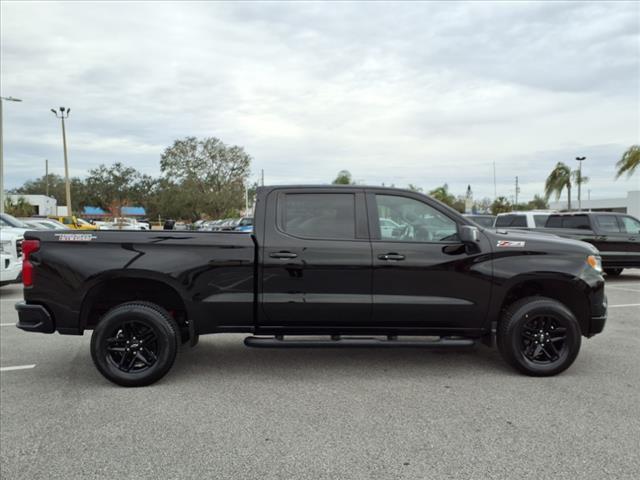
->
[0,96,23,214]
[51,107,72,216]
[576,156,586,211]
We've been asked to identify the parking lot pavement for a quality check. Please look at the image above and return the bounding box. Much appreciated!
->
[1,275,639,480]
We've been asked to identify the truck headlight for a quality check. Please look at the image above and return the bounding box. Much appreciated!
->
[587,255,603,273]
[0,241,11,255]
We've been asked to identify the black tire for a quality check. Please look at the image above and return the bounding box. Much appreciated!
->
[604,268,623,276]
[497,297,581,376]
[91,302,179,387]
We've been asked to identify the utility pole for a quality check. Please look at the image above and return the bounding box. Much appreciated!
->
[45,159,49,197]
[0,96,23,214]
[576,156,586,211]
[51,107,71,216]
[493,161,497,199]
[261,169,264,187]
[514,176,520,210]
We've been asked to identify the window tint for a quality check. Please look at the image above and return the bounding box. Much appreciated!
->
[595,215,621,233]
[376,195,458,242]
[533,215,549,227]
[546,216,562,228]
[282,193,355,239]
[562,215,591,229]
[495,215,526,227]
[619,216,640,234]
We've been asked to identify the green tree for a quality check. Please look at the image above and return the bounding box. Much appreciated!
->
[545,162,573,211]
[4,196,34,217]
[160,137,251,219]
[491,196,512,215]
[428,184,456,207]
[332,170,354,185]
[84,162,143,218]
[525,194,549,210]
[615,145,640,178]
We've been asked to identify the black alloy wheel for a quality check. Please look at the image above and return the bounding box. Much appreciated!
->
[498,296,581,376]
[91,302,179,387]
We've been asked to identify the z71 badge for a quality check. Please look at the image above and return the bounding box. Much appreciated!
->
[55,233,97,242]
[497,240,525,248]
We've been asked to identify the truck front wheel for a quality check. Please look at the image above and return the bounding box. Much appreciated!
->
[497,297,581,376]
[90,302,179,387]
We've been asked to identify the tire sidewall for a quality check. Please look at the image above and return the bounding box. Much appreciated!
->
[502,299,581,376]
[91,305,178,387]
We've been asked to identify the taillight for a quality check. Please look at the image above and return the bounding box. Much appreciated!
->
[22,239,40,287]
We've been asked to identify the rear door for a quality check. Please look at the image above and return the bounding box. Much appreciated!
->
[367,191,492,331]
[617,215,640,258]
[260,188,372,329]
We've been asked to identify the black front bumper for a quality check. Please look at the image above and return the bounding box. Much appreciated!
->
[15,302,55,333]
[587,294,607,337]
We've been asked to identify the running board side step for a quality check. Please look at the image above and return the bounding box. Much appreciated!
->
[244,335,475,348]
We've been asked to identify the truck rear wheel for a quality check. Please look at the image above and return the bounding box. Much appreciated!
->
[497,297,581,376]
[90,302,179,387]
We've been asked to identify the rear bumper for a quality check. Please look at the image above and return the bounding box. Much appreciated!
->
[15,302,55,333]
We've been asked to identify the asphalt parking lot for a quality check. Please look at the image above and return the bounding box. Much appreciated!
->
[1,274,639,480]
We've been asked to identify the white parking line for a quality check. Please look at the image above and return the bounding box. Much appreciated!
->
[0,323,15,327]
[609,303,640,308]
[0,364,36,372]
[606,286,640,293]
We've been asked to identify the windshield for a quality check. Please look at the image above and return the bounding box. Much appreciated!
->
[0,213,30,228]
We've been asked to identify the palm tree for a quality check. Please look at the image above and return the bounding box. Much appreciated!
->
[615,145,640,178]
[545,162,573,211]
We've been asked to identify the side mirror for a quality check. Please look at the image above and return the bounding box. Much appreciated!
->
[459,225,479,243]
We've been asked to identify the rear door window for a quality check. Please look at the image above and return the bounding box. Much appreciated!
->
[562,215,591,229]
[281,193,356,240]
[595,215,621,233]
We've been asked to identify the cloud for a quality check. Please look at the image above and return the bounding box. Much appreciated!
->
[1,1,638,202]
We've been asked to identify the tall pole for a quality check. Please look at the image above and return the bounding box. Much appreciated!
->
[45,159,49,197]
[514,176,520,209]
[493,161,497,199]
[0,96,23,214]
[576,156,586,211]
[261,169,264,187]
[61,115,71,215]
[52,107,71,216]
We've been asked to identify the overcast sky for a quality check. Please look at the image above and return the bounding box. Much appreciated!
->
[1,1,639,202]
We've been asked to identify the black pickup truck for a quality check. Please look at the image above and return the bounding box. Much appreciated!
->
[534,212,640,276]
[16,186,607,386]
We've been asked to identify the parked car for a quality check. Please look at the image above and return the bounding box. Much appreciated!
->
[16,185,607,386]
[464,214,496,228]
[1,213,30,237]
[19,218,67,230]
[101,217,148,230]
[234,217,254,232]
[48,215,98,230]
[0,229,23,286]
[533,212,640,276]
[495,211,556,229]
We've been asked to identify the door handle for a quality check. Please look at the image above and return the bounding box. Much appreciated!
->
[269,251,298,259]
[378,253,405,261]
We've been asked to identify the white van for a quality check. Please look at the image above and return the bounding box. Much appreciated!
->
[494,211,556,229]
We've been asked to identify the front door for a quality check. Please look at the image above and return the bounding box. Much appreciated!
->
[260,189,372,329]
[367,191,492,331]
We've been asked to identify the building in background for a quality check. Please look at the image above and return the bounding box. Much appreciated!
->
[8,194,57,216]
[549,190,640,218]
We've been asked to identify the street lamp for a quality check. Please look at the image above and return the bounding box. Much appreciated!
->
[0,96,23,214]
[576,156,586,211]
[52,106,72,216]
